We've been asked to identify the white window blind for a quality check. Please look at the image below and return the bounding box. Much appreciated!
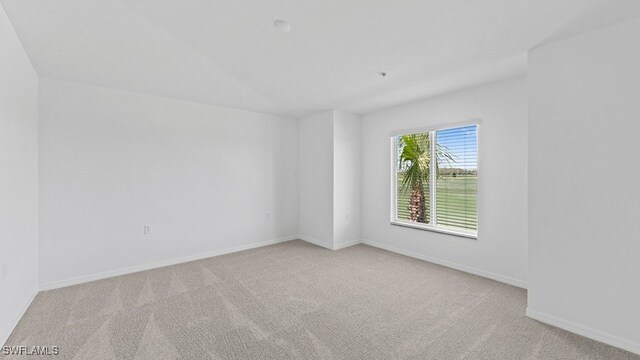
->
[391,124,478,238]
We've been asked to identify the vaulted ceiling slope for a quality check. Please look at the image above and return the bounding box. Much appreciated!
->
[3,0,640,117]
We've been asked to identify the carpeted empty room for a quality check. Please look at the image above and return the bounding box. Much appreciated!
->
[5,241,638,359]
[2,0,640,359]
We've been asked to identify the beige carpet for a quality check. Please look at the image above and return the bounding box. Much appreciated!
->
[3,240,638,359]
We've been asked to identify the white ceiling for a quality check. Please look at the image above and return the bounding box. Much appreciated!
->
[3,0,640,117]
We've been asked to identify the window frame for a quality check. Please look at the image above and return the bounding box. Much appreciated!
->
[389,120,480,240]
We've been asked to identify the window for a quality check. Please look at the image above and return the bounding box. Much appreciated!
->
[391,124,478,238]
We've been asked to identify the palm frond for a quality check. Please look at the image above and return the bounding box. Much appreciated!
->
[398,132,458,191]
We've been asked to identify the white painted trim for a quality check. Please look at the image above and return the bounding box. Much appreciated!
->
[1,287,38,347]
[390,221,477,239]
[389,118,481,137]
[429,130,437,226]
[298,235,334,250]
[362,239,527,289]
[39,235,298,291]
[333,239,362,250]
[299,236,362,250]
[526,308,640,355]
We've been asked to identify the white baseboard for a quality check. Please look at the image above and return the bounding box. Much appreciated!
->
[362,239,527,289]
[299,236,362,251]
[1,287,38,347]
[526,308,640,355]
[333,239,362,250]
[298,235,333,250]
[39,235,298,291]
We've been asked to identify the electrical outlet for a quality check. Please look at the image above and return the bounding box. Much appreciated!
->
[144,225,152,235]
[1,262,6,280]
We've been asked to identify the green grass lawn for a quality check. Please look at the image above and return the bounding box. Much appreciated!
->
[397,175,477,232]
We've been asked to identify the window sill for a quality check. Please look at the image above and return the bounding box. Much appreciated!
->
[390,220,478,240]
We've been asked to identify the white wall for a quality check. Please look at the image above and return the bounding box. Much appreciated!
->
[0,3,39,346]
[333,111,362,248]
[38,78,298,288]
[298,110,362,250]
[298,111,334,248]
[361,77,528,287]
[528,17,640,354]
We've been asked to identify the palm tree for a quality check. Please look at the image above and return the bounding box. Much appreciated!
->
[398,133,455,223]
